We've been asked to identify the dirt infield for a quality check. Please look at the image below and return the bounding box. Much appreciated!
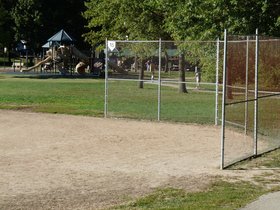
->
[0,110,262,209]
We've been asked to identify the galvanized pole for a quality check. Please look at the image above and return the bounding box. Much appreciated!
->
[254,29,259,155]
[220,29,227,169]
[245,36,249,134]
[104,38,109,118]
[215,38,220,126]
[158,39,162,121]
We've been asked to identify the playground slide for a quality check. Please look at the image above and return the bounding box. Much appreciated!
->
[21,56,52,72]
[72,46,89,62]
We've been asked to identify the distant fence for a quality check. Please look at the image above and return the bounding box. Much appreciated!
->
[104,39,221,124]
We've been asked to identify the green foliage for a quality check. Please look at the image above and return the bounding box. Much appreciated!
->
[11,0,42,43]
[0,0,15,50]
[83,0,122,45]
[178,41,218,82]
[87,0,279,40]
[164,0,280,40]
[0,2,8,45]
[1,0,279,53]
[258,41,280,91]
[83,0,170,46]
[83,0,280,82]
[136,43,158,58]
[259,63,280,91]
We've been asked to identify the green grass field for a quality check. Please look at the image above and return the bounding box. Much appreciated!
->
[0,74,217,124]
[225,96,280,141]
[113,181,266,210]
[1,73,278,129]
[0,74,105,116]
[107,80,216,123]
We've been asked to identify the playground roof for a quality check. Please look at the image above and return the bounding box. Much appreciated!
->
[47,29,75,43]
[42,42,50,48]
[42,41,60,48]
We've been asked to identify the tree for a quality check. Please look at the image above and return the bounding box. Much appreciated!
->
[162,0,280,83]
[163,0,280,40]
[178,53,187,93]
[83,0,188,91]
[0,1,10,47]
[83,0,170,46]
[11,0,42,51]
[83,0,280,92]
[0,0,16,51]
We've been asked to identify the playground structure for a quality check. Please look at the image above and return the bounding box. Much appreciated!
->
[17,29,138,75]
[21,45,89,75]
[19,29,106,75]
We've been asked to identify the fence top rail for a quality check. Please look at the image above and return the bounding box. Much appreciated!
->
[108,39,279,44]
[224,39,280,43]
[107,77,217,86]
[107,40,218,43]
[108,40,159,43]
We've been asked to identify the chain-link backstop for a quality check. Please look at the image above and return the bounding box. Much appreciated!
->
[104,35,279,169]
[221,30,280,168]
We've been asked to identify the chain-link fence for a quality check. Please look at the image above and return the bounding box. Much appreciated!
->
[221,30,280,168]
[105,34,279,169]
[105,40,220,124]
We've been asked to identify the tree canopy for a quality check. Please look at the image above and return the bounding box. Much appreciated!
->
[82,0,280,85]
[83,0,280,43]
[12,0,42,49]
[0,0,279,52]
[83,0,171,46]
[0,0,17,50]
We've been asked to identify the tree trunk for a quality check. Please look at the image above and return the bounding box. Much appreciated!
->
[227,67,233,99]
[134,55,138,72]
[164,50,169,73]
[178,54,188,93]
[139,57,144,89]
[8,51,12,63]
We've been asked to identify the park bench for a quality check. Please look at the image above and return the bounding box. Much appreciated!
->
[12,60,24,69]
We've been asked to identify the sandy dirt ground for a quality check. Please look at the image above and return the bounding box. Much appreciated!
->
[0,110,271,209]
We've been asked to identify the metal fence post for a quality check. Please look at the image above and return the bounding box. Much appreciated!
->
[254,29,259,155]
[104,38,108,118]
[220,29,227,169]
[158,39,162,121]
[215,38,220,126]
[245,36,249,135]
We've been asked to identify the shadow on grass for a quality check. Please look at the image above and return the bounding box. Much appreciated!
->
[12,73,104,80]
[227,147,280,170]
